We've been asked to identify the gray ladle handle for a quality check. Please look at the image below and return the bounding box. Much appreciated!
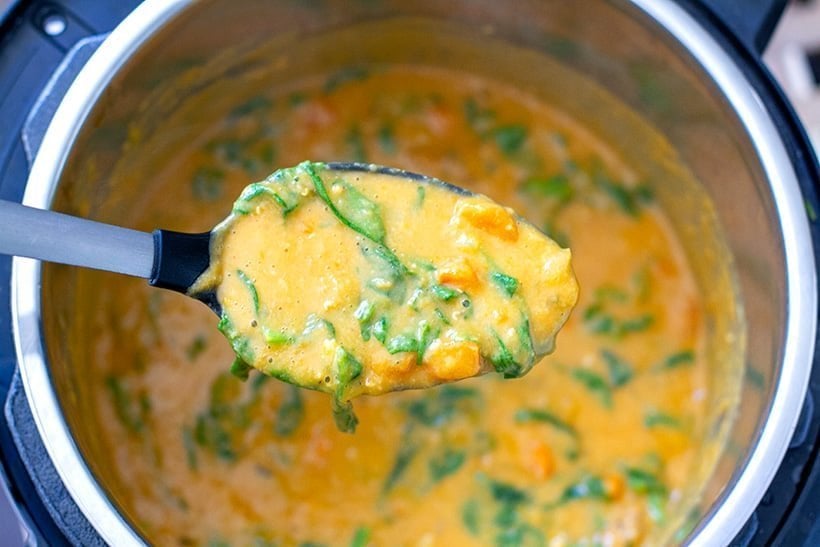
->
[0,200,154,278]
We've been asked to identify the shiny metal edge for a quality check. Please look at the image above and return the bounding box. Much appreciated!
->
[631,0,818,545]
[11,0,193,545]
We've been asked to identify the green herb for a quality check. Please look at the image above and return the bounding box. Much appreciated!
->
[555,475,608,504]
[229,358,252,381]
[236,270,260,314]
[372,316,389,344]
[332,398,358,433]
[233,182,298,216]
[386,334,418,354]
[275,385,304,437]
[350,527,370,547]
[346,126,367,162]
[302,315,335,338]
[520,175,573,203]
[594,285,628,302]
[307,163,381,242]
[619,314,653,333]
[377,124,396,154]
[595,173,652,217]
[493,125,528,156]
[405,385,479,427]
[334,347,363,399]
[186,335,207,361]
[462,499,480,536]
[434,308,451,325]
[193,413,236,462]
[383,426,417,493]
[463,97,496,136]
[105,376,146,433]
[354,300,376,341]
[644,411,682,429]
[324,66,370,92]
[657,350,695,370]
[571,369,612,408]
[647,492,666,523]
[746,366,765,390]
[263,327,296,346]
[416,320,439,364]
[288,92,306,106]
[416,186,426,209]
[182,426,198,471]
[430,284,460,301]
[624,467,667,495]
[217,314,255,364]
[490,331,522,378]
[601,350,633,387]
[487,478,529,506]
[192,167,225,202]
[517,317,536,371]
[429,449,466,483]
[514,409,577,437]
[490,271,519,297]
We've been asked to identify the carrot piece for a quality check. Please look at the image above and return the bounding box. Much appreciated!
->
[425,340,481,381]
[455,201,519,241]
[436,257,479,290]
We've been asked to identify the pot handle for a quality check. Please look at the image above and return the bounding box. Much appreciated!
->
[693,0,787,53]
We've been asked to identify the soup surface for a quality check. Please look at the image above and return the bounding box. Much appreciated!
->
[198,161,578,430]
[90,65,707,545]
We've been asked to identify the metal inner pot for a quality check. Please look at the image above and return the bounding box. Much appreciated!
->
[12,0,816,545]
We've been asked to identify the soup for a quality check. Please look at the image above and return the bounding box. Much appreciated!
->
[198,161,578,430]
[88,65,709,545]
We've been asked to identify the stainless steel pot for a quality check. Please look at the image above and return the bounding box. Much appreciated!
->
[10,0,818,545]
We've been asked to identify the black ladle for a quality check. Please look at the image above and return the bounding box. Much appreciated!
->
[0,163,468,314]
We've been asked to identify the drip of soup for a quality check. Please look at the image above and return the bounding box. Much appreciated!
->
[195,161,578,430]
[90,65,708,546]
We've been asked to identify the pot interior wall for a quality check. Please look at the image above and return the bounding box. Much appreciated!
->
[39,0,780,542]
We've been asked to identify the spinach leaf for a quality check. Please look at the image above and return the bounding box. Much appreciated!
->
[236,270,259,314]
[378,123,396,154]
[275,385,304,437]
[490,271,519,297]
[429,448,466,483]
[324,66,370,93]
[350,527,370,547]
[571,369,612,408]
[383,427,417,493]
[405,385,479,427]
[514,409,577,437]
[192,166,225,202]
[386,334,418,355]
[186,335,207,361]
[217,313,255,364]
[233,182,298,216]
[262,327,296,346]
[105,376,147,434]
[555,475,608,504]
[644,411,682,429]
[624,467,667,496]
[656,350,695,370]
[462,499,481,536]
[493,125,528,156]
[520,175,573,203]
[354,300,376,341]
[305,162,386,244]
[430,284,460,301]
[229,358,252,381]
[490,331,522,378]
[332,398,358,433]
[601,349,633,387]
[334,346,363,398]
[372,316,389,344]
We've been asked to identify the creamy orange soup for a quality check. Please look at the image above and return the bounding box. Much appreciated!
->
[90,65,707,545]
[196,161,578,430]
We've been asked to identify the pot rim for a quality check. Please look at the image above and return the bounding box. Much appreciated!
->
[10,0,817,545]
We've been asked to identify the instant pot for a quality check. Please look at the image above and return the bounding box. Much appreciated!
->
[0,0,819,545]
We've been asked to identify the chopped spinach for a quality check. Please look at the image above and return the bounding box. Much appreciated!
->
[429,448,466,483]
[334,346,363,399]
[416,186,426,209]
[601,349,633,387]
[186,335,207,361]
[372,316,389,344]
[571,369,612,408]
[105,376,147,434]
[430,284,460,301]
[405,385,479,427]
[624,467,667,496]
[644,411,682,429]
[229,358,252,381]
[331,398,358,433]
[463,97,496,136]
[490,271,519,297]
[231,96,271,117]
[386,334,418,355]
[275,385,304,437]
[303,314,337,337]
[233,182,298,216]
[191,166,225,202]
[554,475,608,505]
[354,300,376,341]
[262,327,296,346]
[595,172,653,217]
[514,409,577,437]
[217,313,255,365]
[656,349,695,370]
[377,123,396,154]
[520,175,573,203]
[493,124,528,156]
[236,269,260,314]
[462,498,481,536]
[382,427,417,493]
[350,527,370,547]
[490,331,522,378]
